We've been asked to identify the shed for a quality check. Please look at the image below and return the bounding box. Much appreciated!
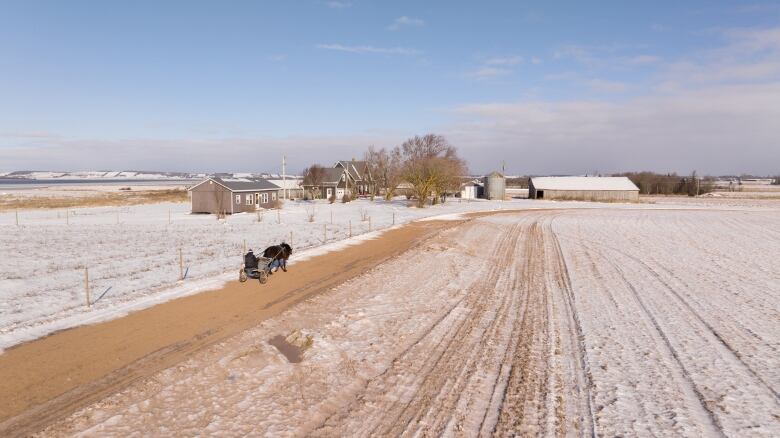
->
[483,171,506,200]
[529,177,639,202]
[188,177,281,214]
[460,181,482,199]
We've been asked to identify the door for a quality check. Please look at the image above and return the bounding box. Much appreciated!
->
[254,193,260,209]
[326,188,333,198]
[336,188,345,199]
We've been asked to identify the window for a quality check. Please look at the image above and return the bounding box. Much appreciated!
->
[246,194,253,205]
[235,194,240,204]
[272,192,277,201]
[261,193,269,203]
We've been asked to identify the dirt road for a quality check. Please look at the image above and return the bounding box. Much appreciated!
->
[0,218,458,436]
[6,209,779,436]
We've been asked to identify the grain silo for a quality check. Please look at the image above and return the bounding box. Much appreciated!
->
[483,171,506,200]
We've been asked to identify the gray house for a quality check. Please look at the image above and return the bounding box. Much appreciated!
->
[334,160,374,197]
[189,177,281,214]
[302,167,356,200]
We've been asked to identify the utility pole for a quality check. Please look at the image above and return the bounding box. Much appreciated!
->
[282,155,287,200]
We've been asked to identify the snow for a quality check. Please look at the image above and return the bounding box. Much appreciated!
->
[0,197,549,351]
[531,176,639,191]
[40,207,780,436]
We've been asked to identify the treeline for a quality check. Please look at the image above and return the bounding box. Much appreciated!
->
[616,171,714,195]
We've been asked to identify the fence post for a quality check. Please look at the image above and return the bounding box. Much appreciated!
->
[277,209,281,224]
[179,248,184,280]
[290,231,293,246]
[392,211,395,225]
[66,209,69,225]
[323,223,327,243]
[15,209,19,226]
[330,210,333,224]
[349,220,352,238]
[368,216,372,232]
[243,239,247,254]
[85,268,90,308]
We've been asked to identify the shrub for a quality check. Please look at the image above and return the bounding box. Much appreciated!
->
[341,193,351,203]
[329,193,336,204]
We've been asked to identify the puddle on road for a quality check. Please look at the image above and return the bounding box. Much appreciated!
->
[268,335,304,363]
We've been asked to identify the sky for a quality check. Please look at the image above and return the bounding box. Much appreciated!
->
[1,0,779,176]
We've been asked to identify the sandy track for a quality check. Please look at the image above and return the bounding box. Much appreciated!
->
[11,209,780,436]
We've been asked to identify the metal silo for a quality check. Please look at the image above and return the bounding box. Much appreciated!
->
[483,171,506,200]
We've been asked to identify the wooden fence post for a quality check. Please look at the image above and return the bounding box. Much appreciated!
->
[277,209,281,224]
[323,224,327,243]
[66,209,69,225]
[85,268,90,308]
[15,209,19,226]
[179,248,184,280]
[392,211,395,225]
[243,239,247,254]
[368,216,372,232]
[330,210,333,224]
[290,231,293,246]
[349,220,352,238]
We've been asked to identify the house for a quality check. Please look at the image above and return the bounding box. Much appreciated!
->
[334,160,374,197]
[302,167,356,200]
[188,177,281,214]
[529,176,639,202]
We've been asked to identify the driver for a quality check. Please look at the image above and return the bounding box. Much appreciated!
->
[244,249,259,273]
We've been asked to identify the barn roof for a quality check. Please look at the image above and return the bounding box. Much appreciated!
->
[189,177,280,192]
[530,176,639,191]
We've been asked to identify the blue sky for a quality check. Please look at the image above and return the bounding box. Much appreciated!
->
[1,0,779,175]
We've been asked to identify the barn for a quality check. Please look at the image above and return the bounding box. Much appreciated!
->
[529,176,639,202]
[188,177,281,214]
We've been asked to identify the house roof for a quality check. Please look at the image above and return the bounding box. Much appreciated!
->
[321,168,348,184]
[335,160,368,181]
[189,177,280,192]
[530,176,639,191]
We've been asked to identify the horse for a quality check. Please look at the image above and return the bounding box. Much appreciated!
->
[263,243,293,273]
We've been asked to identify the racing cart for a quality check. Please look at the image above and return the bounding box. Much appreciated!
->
[239,256,273,284]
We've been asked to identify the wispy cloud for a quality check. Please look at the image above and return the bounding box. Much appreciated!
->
[467,67,511,80]
[531,57,543,65]
[586,79,627,92]
[624,55,662,65]
[316,43,420,55]
[325,1,351,9]
[485,56,523,66]
[387,16,425,31]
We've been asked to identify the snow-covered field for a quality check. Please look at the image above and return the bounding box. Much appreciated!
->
[39,208,779,436]
[0,198,539,350]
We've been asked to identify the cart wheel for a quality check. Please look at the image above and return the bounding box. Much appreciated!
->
[258,271,268,284]
[239,269,247,283]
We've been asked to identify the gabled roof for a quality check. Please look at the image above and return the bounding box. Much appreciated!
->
[321,168,348,184]
[335,160,369,181]
[189,177,280,192]
[530,176,639,191]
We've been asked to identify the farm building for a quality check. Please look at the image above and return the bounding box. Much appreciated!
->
[188,177,281,214]
[529,176,639,202]
[460,181,482,199]
[483,171,506,200]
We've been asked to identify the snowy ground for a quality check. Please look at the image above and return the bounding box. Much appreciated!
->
[2,197,778,351]
[0,198,539,350]
[39,208,779,436]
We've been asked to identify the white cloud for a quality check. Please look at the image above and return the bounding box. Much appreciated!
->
[325,1,351,9]
[466,67,511,80]
[586,79,627,93]
[624,55,661,65]
[387,16,425,31]
[315,43,420,55]
[531,57,542,65]
[485,56,523,66]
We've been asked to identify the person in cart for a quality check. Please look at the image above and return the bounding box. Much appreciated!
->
[244,249,260,274]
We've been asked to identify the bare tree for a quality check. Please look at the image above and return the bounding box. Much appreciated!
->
[399,134,465,208]
[365,146,404,200]
[302,165,326,199]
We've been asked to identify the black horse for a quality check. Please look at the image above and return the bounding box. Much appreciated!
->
[263,243,293,273]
